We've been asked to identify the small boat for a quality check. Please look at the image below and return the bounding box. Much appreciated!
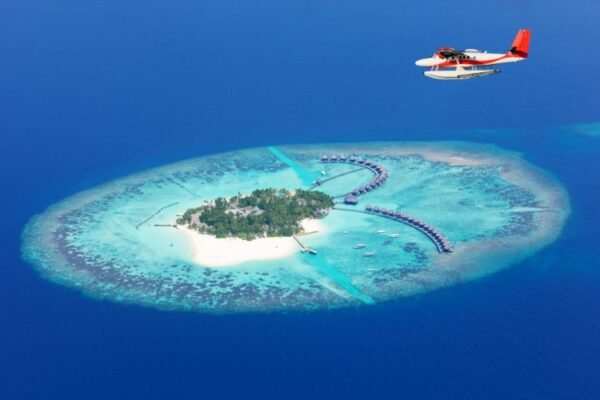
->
[367,268,376,271]
[377,229,386,234]
[390,234,400,238]
[382,240,392,245]
[307,248,318,255]
[353,243,366,249]
[363,252,375,257]
[321,170,327,175]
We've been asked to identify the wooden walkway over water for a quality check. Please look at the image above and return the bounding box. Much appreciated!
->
[315,154,452,253]
[312,155,389,198]
[309,167,367,193]
[135,202,179,230]
[292,234,318,254]
[334,206,453,253]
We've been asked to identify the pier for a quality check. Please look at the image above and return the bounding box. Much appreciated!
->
[334,206,453,253]
[318,154,452,253]
[135,202,179,230]
[315,155,389,200]
[364,205,453,253]
[309,167,367,190]
[292,234,318,254]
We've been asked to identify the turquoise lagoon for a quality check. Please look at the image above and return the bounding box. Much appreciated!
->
[21,142,569,313]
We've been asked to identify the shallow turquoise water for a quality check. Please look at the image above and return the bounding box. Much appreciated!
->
[21,141,569,312]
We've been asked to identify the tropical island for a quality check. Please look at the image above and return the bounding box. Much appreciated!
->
[21,143,570,312]
[177,188,334,240]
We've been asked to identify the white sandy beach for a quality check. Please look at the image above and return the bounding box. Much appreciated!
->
[180,219,325,267]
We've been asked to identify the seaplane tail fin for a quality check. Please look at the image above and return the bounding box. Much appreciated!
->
[509,29,531,58]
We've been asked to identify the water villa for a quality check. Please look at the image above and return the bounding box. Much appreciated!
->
[320,154,454,254]
[319,154,389,200]
[364,205,453,253]
[344,195,359,205]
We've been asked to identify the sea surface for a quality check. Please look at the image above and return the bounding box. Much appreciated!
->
[2,0,599,399]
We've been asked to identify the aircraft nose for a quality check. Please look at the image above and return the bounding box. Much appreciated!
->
[415,58,441,67]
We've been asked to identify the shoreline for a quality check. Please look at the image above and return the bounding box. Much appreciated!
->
[179,218,325,267]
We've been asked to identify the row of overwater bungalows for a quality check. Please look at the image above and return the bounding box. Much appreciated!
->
[364,205,453,253]
[320,155,389,196]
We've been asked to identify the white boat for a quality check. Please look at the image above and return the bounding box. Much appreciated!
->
[390,234,400,238]
[353,243,366,249]
[321,170,327,175]
[377,229,386,234]
[363,252,375,257]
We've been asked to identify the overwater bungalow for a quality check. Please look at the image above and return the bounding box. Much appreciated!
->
[344,195,359,205]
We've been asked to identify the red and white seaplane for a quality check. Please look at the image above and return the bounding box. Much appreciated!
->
[415,29,531,80]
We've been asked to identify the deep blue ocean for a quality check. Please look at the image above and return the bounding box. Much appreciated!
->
[2,1,599,398]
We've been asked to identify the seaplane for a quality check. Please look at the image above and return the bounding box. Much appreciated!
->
[415,29,530,80]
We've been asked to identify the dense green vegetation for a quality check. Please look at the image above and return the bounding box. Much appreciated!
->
[177,188,333,240]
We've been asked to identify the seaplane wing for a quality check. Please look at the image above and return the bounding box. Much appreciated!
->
[415,29,530,80]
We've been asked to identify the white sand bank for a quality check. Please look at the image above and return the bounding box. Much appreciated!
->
[179,219,325,267]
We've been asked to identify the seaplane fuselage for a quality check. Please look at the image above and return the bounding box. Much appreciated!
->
[415,29,531,80]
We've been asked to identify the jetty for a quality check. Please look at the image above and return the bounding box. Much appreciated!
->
[292,234,318,255]
[335,206,453,253]
[136,202,179,230]
[364,206,453,253]
[315,155,389,202]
